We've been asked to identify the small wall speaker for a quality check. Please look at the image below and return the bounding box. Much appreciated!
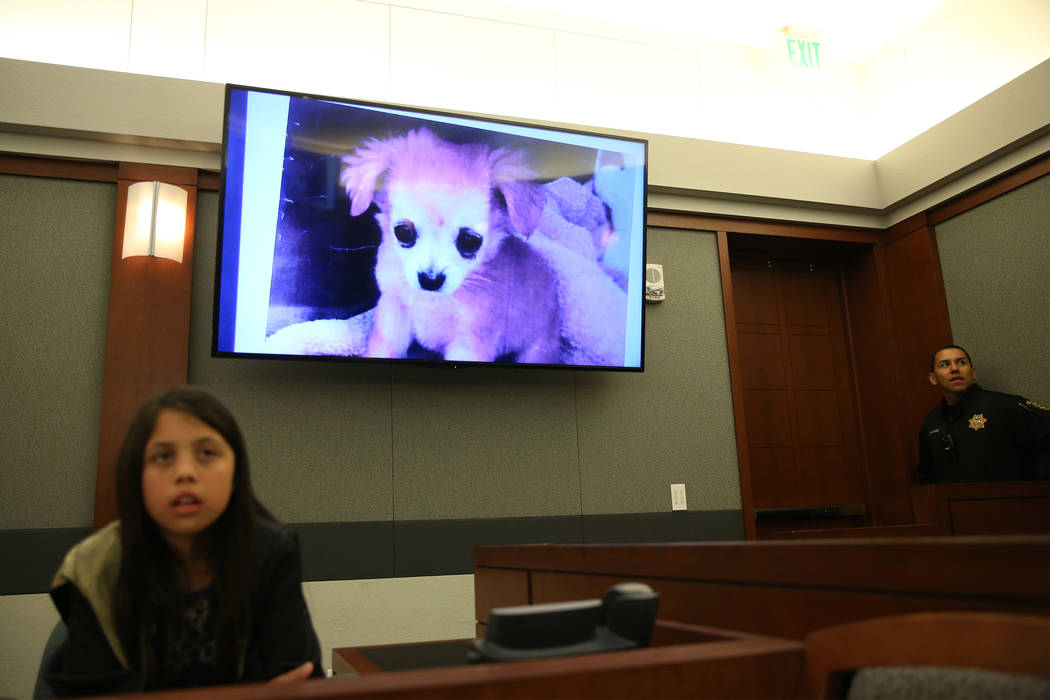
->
[645,263,665,302]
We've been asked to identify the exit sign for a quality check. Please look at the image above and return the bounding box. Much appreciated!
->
[784,37,823,70]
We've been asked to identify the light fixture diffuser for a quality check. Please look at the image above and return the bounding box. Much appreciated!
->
[121,180,187,263]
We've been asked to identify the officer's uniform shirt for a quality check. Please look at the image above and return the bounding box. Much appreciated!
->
[917,383,1050,484]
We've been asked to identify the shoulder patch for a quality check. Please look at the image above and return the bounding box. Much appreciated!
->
[1024,399,1049,412]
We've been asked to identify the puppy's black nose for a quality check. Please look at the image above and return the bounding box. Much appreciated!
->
[418,270,445,291]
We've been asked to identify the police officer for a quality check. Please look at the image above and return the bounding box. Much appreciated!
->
[917,345,1049,484]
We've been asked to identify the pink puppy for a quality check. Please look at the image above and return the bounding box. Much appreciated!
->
[341,128,562,364]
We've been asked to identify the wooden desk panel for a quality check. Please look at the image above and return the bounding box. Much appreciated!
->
[949,497,1050,534]
[327,639,802,698]
[791,523,949,538]
[97,623,803,699]
[911,482,1050,534]
[473,566,529,636]
[323,621,804,699]
[332,639,473,676]
[474,536,1049,639]
[527,571,1042,640]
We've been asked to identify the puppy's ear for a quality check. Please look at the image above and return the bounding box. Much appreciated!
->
[489,148,543,238]
[340,138,397,217]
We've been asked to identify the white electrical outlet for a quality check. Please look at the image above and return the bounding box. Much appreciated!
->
[670,483,687,511]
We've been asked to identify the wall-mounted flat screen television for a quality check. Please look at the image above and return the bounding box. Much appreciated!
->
[213,85,647,370]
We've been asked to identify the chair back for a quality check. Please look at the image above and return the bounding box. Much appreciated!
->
[801,612,1050,698]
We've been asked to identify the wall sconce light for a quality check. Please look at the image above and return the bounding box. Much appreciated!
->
[121,181,188,263]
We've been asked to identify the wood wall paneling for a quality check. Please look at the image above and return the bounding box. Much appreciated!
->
[648,212,882,244]
[884,211,929,243]
[0,154,118,182]
[877,226,954,500]
[94,164,198,527]
[729,253,866,523]
[839,247,913,523]
[928,153,1050,226]
[717,231,757,540]
[198,170,221,191]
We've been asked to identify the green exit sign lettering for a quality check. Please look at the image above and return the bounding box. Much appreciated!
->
[785,38,822,70]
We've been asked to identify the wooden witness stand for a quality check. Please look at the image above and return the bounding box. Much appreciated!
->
[328,622,805,698]
[100,536,1048,699]
[97,621,806,699]
[789,481,1050,538]
[910,481,1050,535]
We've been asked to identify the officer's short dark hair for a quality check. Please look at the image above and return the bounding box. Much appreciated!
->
[929,344,974,371]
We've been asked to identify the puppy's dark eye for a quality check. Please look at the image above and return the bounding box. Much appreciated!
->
[393,221,417,248]
[456,228,483,259]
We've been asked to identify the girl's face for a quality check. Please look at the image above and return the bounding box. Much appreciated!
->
[141,408,235,554]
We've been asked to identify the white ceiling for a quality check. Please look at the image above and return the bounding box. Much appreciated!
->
[0,0,1046,160]
[461,0,950,62]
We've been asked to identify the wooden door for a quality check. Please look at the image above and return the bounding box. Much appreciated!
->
[730,255,867,512]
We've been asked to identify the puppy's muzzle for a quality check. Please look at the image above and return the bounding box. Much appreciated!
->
[418,270,446,292]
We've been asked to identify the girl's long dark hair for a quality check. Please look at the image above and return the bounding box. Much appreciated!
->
[113,386,274,684]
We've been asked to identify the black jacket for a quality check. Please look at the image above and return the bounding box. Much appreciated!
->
[917,383,1049,484]
[45,519,324,696]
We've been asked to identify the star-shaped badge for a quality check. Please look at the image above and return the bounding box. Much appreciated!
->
[968,413,987,431]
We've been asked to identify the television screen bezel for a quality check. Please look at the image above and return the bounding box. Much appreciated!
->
[212,83,647,372]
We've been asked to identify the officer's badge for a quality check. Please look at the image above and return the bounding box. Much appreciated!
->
[968,413,987,431]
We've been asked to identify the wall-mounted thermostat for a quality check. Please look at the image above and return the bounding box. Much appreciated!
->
[645,263,665,302]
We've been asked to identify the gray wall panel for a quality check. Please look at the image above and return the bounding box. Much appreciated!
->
[4,513,745,593]
[292,521,395,581]
[576,228,741,515]
[582,510,744,543]
[186,196,748,527]
[0,528,92,594]
[0,175,113,529]
[188,192,396,523]
[391,364,581,520]
[935,175,1050,403]
[3,181,746,571]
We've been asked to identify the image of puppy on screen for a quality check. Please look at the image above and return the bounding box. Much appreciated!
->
[340,128,563,363]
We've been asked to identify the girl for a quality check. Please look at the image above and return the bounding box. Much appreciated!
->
[46,387,323,696]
